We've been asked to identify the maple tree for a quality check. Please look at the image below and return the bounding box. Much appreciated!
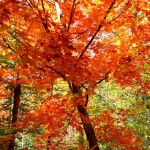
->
[0,0,149,149]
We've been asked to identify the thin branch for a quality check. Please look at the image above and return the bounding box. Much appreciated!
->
[79,0,117,58]
[7,31,25,46]
[41,0,50,32]
[79,24,103,58]
[82,71,111,91]
[27,0,53,27]
[81,83,88,90]
[80,71,110,90]
[36,66,46,72]
[108,4,131,23]
[85,94,89,107]
[28,0,38,8]
[41,0,45,12]
[37,65,67,84]
[2,34,25,58]
[71,29,88,36]
[55,107,76,146]
[27,0,50,33]
[81,71,110,106]
[46,65,67,80]
[104,0,116,20]
[37,9,50,33]
[47,0,54,5]
[67,0,76,31]
[94,71,111,87]
[2,38,16,52]
[66,107,76,129]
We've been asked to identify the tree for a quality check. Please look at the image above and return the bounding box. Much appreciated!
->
[0,0,149,149]
[8,84,21,150]
[0,50,22,150]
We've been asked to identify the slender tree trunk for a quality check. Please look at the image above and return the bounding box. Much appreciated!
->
[146,105,150,149]
[9,84,21,150]
[71,83,100,150]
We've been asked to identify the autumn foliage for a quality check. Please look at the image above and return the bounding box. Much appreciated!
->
[0,0,149,149]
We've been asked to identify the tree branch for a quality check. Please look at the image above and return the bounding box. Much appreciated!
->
[79,0,117,58]
[94,71,111,87]
[55,107,76,147]
[7,31,25,46]
[85,94,89,107]
[108,2,131,24]
[2,38,16,52]
[46,65,67,80]
[41,0,45,12]
[67,0,76,31]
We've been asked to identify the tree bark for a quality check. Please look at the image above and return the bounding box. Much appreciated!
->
[71,83,100,150]
[9,84,21,150]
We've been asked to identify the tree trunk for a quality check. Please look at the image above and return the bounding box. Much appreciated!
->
[71,83,100,150]
[9,84,21,150]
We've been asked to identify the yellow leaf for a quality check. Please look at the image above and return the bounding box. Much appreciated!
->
[114,40,121,46]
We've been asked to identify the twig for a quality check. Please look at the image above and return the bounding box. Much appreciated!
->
[67,0,76,31]
[2,38,16,52]
[79,0,117,58]
[46,65,67,80]
[55,107,76,146]
[41,0,45,12]
[94,71,111,87]
[85,94,89,107]
[7,31,25,46]
[108,3,131,23]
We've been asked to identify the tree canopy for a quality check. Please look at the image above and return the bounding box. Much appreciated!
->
[0,0,149,149]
